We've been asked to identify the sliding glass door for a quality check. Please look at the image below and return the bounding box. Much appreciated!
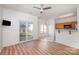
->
[20,22,26,41]
[26,22,33,41]
[20,21,33,42]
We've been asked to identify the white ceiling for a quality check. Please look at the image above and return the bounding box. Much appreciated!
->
[2,4,79,19]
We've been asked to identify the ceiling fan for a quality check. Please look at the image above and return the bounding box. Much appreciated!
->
[33,4,52,13]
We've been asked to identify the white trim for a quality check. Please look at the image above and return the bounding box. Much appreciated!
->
[19,39,38,44]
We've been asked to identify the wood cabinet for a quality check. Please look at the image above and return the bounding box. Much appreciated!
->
[55,21,77,29]
[56,23,64,29]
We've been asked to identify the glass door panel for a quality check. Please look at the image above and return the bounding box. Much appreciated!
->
[26,22,33,41]
[28,23,33,40]
[20,22,26,41]
[20,21,33,42]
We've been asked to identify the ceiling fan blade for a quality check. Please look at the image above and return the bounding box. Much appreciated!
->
[40,4,43,8]
[43,7,52,10]
[33,7,41,10]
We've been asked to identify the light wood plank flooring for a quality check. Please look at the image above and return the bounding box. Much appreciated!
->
[1,40,79,55]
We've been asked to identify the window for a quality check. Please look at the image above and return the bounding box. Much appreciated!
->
[40,24,48,33]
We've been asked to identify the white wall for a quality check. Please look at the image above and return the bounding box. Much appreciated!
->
[55,11,79,48]
[47,19,55,40]
[56,29,79,48]
[0,5,2,52]
[77,7,79,34]
[56,16,77,23]
[2,8,39,47]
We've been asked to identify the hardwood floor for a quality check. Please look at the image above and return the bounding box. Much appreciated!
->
[1,40,79,55]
